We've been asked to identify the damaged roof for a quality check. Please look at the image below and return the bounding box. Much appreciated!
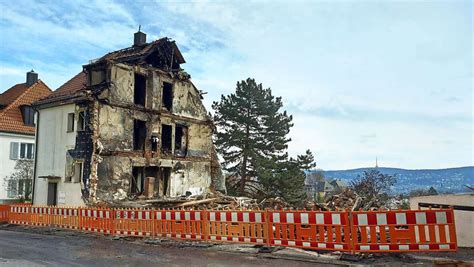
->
[90,38,185,66]
[0,80,52,135]
[36,37,186,107]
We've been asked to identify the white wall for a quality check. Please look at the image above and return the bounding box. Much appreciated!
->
[0,132,35,203]
[33,104,84,206]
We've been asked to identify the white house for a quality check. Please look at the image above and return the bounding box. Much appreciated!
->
[0,71,52,203]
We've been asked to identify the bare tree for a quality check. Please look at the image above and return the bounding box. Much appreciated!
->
[350,170,396,204]
[3,159,34,201]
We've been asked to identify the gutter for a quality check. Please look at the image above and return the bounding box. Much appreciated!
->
[31,109,40,204]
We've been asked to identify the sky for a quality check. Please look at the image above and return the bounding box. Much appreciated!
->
[0,0,472,170]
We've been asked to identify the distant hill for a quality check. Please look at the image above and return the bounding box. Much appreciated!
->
[316,166,473,194]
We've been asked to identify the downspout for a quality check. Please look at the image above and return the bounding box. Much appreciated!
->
[31,108,40,204]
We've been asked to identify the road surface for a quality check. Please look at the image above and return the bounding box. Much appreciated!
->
[0,229,333,266]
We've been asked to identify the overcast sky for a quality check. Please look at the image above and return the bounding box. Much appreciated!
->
[0,0,472,170]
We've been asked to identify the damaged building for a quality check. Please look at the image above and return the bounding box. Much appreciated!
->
[32,30,223,206]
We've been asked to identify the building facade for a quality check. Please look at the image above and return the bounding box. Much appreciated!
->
[0,71,52,203]
[33,31,223,206]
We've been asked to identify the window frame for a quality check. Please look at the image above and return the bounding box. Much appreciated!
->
[67,113,75,132]
[77,110,86,132]
[10,142,34,160]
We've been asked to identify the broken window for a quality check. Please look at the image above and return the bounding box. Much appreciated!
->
[72,162,83,183]
[151,133,159,152]
[174,125,188,157]
[162,82,173,111]
[144,167,159,197]
[134,73,146,106]
[159,167,171,196]
[161,124,172,153]
[133,119,147,151]
[77,111,86,131]
[131,167,145,194]
[67,113,75,132]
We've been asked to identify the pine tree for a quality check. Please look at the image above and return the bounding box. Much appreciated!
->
[212,78,316,205]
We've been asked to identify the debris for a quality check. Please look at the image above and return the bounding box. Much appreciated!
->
[176,198,217,208]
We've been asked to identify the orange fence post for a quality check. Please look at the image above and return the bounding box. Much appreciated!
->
[0,205,9,223]
[265,209,272,247]
[202,209,208,241]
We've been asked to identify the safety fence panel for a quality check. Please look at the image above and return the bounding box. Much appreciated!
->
[9,205,31,225]
[30,207,51,226]
[268,211,351,251]
[207,210,267,244]
[80,208,114,234]
[0,205,9,222]
[154,210,205,240]
[50,207,80,229]
[351,209,457,252]
[115,209,154,236]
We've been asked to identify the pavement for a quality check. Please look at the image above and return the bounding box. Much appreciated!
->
[0,224,473,266]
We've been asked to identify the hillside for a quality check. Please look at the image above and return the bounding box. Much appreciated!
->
[319,166,473,194]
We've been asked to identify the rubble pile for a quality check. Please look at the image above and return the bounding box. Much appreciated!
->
[103,188,394,211]
[304,188,394,211]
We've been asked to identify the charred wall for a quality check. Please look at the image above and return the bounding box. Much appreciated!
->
[87,62,218,204]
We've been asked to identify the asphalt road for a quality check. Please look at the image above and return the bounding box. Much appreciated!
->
[0,230,332,267]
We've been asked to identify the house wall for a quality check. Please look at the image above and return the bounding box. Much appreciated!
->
[33,104,84,206]
[410,194,474,247]
[0,132,34,203]
[90,63,215,204]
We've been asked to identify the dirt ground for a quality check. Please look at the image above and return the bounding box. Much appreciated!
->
[0,224,472,266]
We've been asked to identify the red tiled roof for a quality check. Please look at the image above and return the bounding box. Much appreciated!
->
[0,83,28,106]
[51,72,86,98]
[0,80,52,135]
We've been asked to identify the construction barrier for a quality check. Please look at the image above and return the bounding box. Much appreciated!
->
[9,205,31,225]
[351,209,457,252]
[154,210,206,240]
[207,210,267,244]
[50,207,80,229]
[268,210,351,251]
[0,205,9,223]
[80,207,114,234]
[115,209,154,236]
[5,204,458,253]
[30,206,51,226]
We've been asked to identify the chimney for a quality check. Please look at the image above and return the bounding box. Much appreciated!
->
[26,70,38,87]
[134,26,146,46]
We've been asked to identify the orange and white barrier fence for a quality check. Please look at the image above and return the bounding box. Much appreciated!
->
[0,205,9,222]
[207,210,267,244]
[269,210,351,251]
[115,209,153,237]
[351,209,457,252]
[80,208,114,234]
[155,210,205,240]
[5,205,458,253]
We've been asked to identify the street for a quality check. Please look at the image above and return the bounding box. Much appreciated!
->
[0,229,332,267]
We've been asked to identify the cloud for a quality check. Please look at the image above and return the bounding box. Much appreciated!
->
[0,0,471,170]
